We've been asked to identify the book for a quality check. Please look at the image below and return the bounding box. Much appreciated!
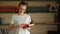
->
[20,24,29,28]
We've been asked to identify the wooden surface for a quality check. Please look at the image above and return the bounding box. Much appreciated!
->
[0,25,9,30]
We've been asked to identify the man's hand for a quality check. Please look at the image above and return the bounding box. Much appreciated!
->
[9,25,20,31]
[9,24,14,31]
[29,24,35,27]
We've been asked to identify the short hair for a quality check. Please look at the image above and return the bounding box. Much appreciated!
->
[18,1,27,7]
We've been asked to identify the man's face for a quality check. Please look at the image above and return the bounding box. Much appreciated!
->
[18,5,27,13]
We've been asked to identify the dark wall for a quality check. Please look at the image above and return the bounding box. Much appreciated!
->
[57,2,60,23]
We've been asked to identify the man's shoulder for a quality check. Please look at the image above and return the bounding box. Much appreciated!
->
[25,13,30,16]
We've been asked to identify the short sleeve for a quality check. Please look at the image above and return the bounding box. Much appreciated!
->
[24,15,31,24]
[10,15,15,24]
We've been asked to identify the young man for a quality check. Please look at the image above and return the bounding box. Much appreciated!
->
[9,1,34,34]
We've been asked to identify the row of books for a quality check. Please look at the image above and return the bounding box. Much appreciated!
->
[0,30,9,34]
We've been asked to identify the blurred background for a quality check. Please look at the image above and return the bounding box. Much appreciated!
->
[0,0,60,34]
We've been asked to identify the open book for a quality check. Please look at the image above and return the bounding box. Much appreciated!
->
[20,24,29,28]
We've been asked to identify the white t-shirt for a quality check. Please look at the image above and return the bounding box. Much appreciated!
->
[10,13,31,34]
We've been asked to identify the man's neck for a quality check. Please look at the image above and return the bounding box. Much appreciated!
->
[18,12,25,16]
